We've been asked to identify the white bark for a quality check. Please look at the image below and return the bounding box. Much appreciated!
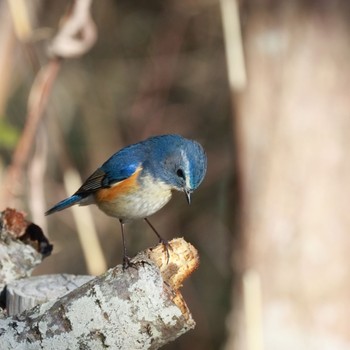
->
[0,208,51,291]
[0,239,41,291]
[1,238,198,349]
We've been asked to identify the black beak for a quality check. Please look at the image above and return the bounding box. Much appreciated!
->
[184,189,192,204]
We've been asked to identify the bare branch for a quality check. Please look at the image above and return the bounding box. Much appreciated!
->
[2,0,97,205]
[48,0,97,58]
[2,238,198,349]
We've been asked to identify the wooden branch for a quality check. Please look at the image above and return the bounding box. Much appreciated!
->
[2,58,61,204]
[48,0,97,58]
[1,0,97,205]
[1,238,199,349]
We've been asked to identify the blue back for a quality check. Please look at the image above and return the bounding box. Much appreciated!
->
[101,134,206,189]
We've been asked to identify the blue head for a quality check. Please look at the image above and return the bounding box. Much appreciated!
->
[145,135,207,203]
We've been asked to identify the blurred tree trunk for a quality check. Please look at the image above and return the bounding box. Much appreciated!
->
[226,1,350,349]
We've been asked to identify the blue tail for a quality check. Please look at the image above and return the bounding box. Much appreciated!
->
[45,194,84,215]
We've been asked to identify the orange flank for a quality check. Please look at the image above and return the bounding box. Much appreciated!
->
[95,166,142,203]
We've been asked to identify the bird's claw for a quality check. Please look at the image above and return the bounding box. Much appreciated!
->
[122,255,136,270]
[159,239,173,264]
[122,256,150,270]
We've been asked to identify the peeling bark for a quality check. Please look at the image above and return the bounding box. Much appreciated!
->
[1,238,198,349]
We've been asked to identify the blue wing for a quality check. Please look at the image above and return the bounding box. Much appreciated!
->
[75,144,144,194]
[46,141,147,216]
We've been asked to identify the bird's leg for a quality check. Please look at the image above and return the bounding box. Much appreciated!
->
[120,220,132,269]
[144,218,172,263]
[119,220,150,270]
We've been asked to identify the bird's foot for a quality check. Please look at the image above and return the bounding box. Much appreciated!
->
[122,255,150,270]
[159,238,173,264]
[122,255,136,270]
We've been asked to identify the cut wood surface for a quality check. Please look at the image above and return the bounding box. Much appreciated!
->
[6,274,94,316]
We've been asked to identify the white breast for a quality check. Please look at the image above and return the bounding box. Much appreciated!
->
[95,176,173,221]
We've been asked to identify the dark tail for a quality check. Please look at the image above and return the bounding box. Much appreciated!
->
[45,194,83,215]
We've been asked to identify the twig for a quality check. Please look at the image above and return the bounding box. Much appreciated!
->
[48,0,97,58]
[220,0,246,91]
[63,169,107,275]
[2,0,97,206]
[2,58,61,205]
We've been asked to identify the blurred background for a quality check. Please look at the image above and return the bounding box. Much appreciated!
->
[1,0,350,349]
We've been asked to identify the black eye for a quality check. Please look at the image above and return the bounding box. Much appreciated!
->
[176,168,185,179]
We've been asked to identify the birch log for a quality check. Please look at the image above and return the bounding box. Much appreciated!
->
[0,238,198,349]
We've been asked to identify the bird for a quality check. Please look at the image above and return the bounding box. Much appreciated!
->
[46,134,207,268]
